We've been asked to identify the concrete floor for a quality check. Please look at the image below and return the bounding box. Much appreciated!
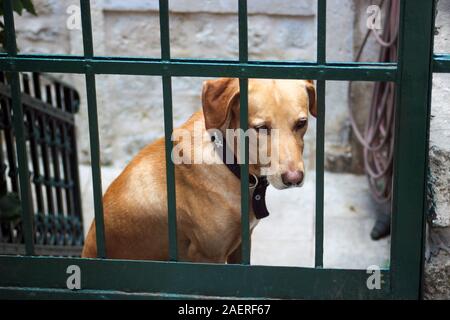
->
[252,171,391,269]
[80,166,390,269]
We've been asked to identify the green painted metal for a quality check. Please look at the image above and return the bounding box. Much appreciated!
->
[2,0,35,256]
[433,54,450,73]
[314,0,326,269]
[159,0,178,261]
[238,0,250,265]
[317,0,327,65]
[390,0,435,299]
[0,56,397,81]
[84,72,106,258]
[0,0,443,299]
[80,0,106,258]
[0,255,391,299]
[314,82,325,268]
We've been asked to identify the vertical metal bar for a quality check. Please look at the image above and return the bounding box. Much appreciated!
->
[315,82,325,268]
[159,0,178,261]
[2,98,19,193]
[80,0,94,58]
[25,110,44,218]
[0,124,7,197]
[315,0,327,268]
[49,119,64,216]
[61,123,74,217]
[238,0,248,63]
[39,116,54,210]
[159,0,171,61]
[25,108,45,245]
[69,125,84,245]
[390,0,435,299]
[317,0,327,65]
[22,74,30,94]
[32,73,42,100]
[85,73,106,257]
[80,0,106,258]
[2,0,35,255]
[238,0,250,265]
[0,99,13,243]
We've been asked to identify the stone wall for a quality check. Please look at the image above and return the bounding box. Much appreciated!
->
[424,0,450,300]
[14,0,356,171]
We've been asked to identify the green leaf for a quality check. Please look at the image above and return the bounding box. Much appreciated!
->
[21,0,36,15]
[0,193,22,223]
[12,0,24,16]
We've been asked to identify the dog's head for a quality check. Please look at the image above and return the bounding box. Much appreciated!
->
[202,78,316,190]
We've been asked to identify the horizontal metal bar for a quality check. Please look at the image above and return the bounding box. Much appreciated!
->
[0,56,397,81]
[0,244,82,257]
[0,255,391,299]
[0,84,75,124]
[433,54,450,73]
[0,287,251,300]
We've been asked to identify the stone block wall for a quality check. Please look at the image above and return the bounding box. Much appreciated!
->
[13,0,356,170]
[424,0,450,300]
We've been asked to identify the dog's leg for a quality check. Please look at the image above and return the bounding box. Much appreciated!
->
[226,244,242,264]
[227,227,255,264]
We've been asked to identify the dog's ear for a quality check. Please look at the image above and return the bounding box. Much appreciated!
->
[202,78,239,131]
[305,80,317,118]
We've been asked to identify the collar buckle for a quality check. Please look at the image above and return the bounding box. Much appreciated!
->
[249,173,259,189]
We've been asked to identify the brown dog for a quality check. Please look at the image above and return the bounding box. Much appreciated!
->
[82,78,316,263]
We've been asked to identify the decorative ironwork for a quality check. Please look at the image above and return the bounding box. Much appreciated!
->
[0,71,83,256]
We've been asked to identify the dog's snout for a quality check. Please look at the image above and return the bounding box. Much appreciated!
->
[281,170,304,186]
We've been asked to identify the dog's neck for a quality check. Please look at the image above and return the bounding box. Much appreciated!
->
[209,130,270,220]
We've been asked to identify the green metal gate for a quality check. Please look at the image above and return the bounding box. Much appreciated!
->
[0,0,447,299]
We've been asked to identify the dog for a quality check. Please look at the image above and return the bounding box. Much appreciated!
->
[82,78,316,263]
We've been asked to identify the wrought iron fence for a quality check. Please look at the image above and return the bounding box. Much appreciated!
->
[0,71,83,256]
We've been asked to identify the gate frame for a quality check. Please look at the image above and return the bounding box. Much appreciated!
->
[0,0,444,299]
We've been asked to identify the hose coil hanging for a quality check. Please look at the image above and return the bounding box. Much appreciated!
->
[348,0,400,203]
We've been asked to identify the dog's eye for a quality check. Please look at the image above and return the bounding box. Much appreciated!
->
[294,118,308,131]
[254,124,270,134]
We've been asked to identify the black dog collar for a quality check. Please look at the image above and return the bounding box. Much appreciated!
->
[211,133,270,220]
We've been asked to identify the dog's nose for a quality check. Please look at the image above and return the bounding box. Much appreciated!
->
[281,170,304,186]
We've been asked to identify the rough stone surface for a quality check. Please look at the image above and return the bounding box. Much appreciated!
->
[424,253,450,300]
[424,0,450,300]
[429,146,450,228]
